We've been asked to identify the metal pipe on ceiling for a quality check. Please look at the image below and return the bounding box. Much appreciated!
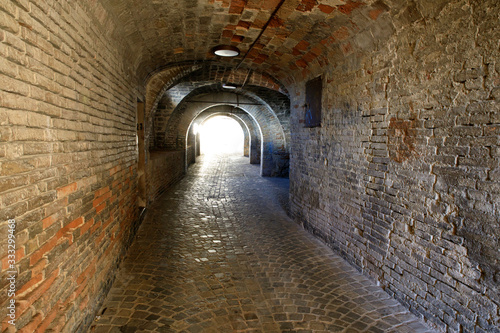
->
[241,69,252,89]
[235,0,287,70]
[184,101,262,106]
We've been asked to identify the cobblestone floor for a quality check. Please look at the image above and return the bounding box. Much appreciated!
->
[90,154,434,333]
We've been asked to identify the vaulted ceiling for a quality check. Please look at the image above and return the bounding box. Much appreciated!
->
[95,0,416,82]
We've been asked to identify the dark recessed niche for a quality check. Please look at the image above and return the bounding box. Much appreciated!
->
[304,76,322,128]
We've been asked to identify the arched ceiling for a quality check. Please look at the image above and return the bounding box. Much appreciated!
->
[157,89,288,149]
[144,63,287,119]
[155,83,291,143]
[97,0,409,82]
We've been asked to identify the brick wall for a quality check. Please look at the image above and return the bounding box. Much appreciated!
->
[0,1,141,331]
[290,1,499,332]
[147,151,185,202]
[2,0,497,332]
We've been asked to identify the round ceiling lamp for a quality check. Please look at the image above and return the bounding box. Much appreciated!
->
[212,45,240,57]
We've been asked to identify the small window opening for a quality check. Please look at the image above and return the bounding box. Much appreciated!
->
[304,76,322,128]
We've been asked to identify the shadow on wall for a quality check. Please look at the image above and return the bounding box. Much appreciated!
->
[272,151,290,178]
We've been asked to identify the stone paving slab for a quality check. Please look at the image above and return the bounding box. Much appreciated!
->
[89,154,435,333]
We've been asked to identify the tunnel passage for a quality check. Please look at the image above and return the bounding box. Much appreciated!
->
[1,1,498,332]
[196,116,245,155]
[140,66,291,202]
[154,87,290,178]
[188,107,262,163]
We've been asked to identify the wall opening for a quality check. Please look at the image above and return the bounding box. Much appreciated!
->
[200,116,244,156]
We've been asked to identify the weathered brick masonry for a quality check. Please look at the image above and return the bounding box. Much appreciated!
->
[0,1,141,331]
[0,0,498,332]
[162,91,289,177]
[290,1,499,331]
[147,151,185,202]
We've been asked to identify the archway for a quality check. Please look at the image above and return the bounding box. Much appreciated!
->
[199,116,245,156]
[186,107,258,168]
[169,91,288,177]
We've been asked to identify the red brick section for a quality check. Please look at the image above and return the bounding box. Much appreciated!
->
[0,248,25,272]
[16,314,42,333]
[253,54,269,64]
[296,0,316,12]
[388,117,418,163]
[29,217,85,267]
[254,42,265,50]
[310,45,323,56]
[42,213,59,229]
[237,20,252,30]
[80,218,94,235]
[337,0,365,15]
[320,36,335,47]
[30,301,61,333]
[291,51,300,58]
[294,40,310,52]
[268,16,285,28]
[15,269,60,322]
[369,8,384,20]
[56,182,78,198]
[318,4,335,14]
[229,0,247,14]
[302,51,318,63]
[231,35,245,42]
[94,187,112,213]
[0,1,142,331]
[296,59,308,68]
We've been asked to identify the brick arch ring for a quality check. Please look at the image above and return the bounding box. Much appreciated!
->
[144,63,288,122]
[164,92,289,177]
[187,106,263,166]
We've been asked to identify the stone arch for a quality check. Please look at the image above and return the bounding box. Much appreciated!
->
[165,91,288,177]
[145,63,288,121]
[187,106,262,164]
[152,84,290,151]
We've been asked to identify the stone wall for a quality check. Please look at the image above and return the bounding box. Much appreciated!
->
[0,1,140,331]
[290,1,499,332]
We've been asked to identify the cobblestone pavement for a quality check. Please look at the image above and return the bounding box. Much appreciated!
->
[90,154,434,333]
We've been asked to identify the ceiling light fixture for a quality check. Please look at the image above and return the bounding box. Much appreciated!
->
[222,84,237,89]
[212,45,240,57]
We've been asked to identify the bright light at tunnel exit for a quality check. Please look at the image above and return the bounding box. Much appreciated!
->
[200,116,244,155]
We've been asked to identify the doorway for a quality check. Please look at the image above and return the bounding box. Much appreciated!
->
[199,116,245,156]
